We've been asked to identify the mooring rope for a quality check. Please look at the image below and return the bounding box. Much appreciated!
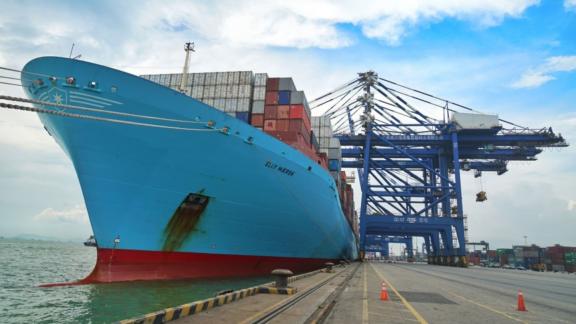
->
[0,95,207,124]
[0,101,222,132]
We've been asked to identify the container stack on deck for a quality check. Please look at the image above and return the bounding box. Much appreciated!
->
[252,76,322,167]
[141,71,357,236]
[140,72,253,122]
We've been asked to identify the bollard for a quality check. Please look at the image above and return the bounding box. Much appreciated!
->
[271,269,293,288]
[325,262,334,273]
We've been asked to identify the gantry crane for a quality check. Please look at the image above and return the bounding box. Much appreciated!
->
[311,71,567,266]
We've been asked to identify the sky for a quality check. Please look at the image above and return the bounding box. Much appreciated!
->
[0,0,574,248]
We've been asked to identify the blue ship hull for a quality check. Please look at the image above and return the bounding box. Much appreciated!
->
[22,57,358,283]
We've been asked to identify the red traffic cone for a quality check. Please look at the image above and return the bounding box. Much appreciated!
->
[517,290,527,311]
[380,282,389,301]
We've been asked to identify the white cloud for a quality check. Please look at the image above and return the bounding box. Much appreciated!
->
[566,0,576,11]
[0,0,538,55]
[512,55,576,88]
[34,205,89,224]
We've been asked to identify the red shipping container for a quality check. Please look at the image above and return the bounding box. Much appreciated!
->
[267,131,315,157]
[276,119,289,131]
[264,105,278,119]
[288,119,305,133]
[277,105,290,119]
[265,92,279,105]
[251,114,264,127]
[266,78,279,91]
[264,120,277,131]
[289,104,305,118]
[290,105,311,130]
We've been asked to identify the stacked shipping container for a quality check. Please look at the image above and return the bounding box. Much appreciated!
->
[140,71,253,122]
[543,245,576,272]
[255,77,323,167]
[141,71,357,236]
[312,116,342,174]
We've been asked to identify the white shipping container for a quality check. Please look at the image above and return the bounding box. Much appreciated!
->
[329,137,341,148]
[216,72,225,84]
[167,74,175,86]
[225,99,237,111]
[328,148,341,159]
[172,74,183,86]
[238,98,250,112]
[231,85,239,98]
[214,98,226,110]
[278,78,296,92]
[239,85,252,98]
[206,73,216,86]
[239,71,251,84]
[215,85,226,98]
[320,137,331,148]
[206,86,216,98]
[253,86,266,100]
[254,73,268,87]
[252,100,265,114]
[451,112,500,130]
[192,85,204,99]
[226,85,237,98]
[232,71,240,84]
[193,73,205,85]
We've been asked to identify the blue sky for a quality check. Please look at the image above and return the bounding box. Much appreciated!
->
[0,0,575,248]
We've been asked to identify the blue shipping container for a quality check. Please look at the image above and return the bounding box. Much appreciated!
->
[235,112,250,123]
[278,91,291,105]
[328,159,340,171]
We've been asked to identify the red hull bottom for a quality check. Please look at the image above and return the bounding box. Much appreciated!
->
[42,248,339,286]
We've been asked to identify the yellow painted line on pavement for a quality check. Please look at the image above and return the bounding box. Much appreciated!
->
[446,292,528,323]
[370,263,429,324]
[363,263,369,324]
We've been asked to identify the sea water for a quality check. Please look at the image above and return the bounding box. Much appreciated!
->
[0,238,271,323]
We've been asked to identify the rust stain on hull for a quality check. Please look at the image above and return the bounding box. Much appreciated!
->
[162,193,209,251]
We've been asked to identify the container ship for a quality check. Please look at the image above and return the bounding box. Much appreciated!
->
[21,49,358,284]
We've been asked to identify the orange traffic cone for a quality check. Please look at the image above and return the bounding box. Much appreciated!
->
[517,290,527,311]
[380,282,389,301]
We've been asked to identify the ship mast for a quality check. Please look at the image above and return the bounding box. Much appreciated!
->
[179,42,195,93]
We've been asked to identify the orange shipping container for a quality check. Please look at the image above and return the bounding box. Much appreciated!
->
[277,105,290,119]
[251,114,264,127]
